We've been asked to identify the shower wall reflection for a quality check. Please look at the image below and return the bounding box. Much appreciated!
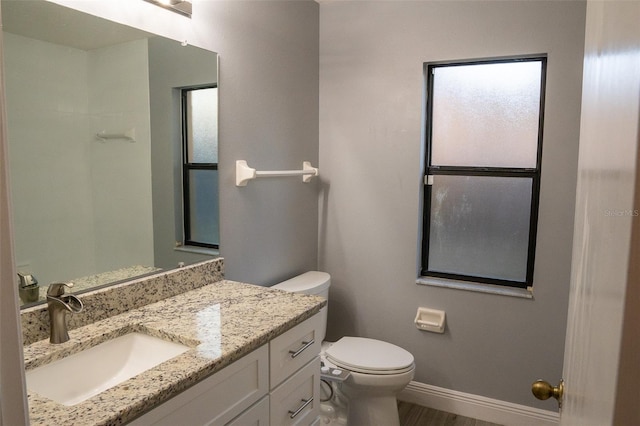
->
[2,0,219,306]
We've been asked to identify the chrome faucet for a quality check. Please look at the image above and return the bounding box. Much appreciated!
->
[46,282,84,344]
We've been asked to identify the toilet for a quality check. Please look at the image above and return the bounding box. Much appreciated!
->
[271,271,415,426]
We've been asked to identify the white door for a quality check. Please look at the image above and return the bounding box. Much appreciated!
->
[550,1,640,425]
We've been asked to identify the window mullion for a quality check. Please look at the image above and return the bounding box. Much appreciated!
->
[427,167,538,177]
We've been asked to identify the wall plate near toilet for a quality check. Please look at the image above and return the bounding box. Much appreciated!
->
[414,307,446,333]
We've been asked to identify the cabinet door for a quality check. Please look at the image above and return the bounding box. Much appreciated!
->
[270,358,320,426]
[270,313,322,388]
[129,345,268,426]
[226,396,270,426]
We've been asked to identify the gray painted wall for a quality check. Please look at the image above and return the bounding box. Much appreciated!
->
[210,1,320,286]
[319,1,585,409]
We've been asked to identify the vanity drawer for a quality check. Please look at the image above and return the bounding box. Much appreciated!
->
[270,313,322,388]
[270,357,321,426]
[129,344,268,426]
[226,396,269,426]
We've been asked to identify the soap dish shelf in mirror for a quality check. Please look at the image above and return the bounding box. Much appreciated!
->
[96,128,136,143]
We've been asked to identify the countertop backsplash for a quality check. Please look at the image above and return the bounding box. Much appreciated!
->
[21,258,224,345]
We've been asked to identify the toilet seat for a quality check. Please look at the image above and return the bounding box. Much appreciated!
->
[325,337,415,375]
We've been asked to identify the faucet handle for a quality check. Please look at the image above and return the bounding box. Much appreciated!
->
[47,282,74,297]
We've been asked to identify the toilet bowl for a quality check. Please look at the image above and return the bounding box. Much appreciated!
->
[272,272,415,426]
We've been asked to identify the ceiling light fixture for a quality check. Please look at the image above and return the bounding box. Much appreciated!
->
[144,0,192,18]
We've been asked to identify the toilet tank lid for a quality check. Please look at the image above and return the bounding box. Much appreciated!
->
[272,271,330,295]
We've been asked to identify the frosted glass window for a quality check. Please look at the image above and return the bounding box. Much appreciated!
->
[421,56,546,288]
[188,169,219,246]
[181,85,219,249]
[431,61,542,168]
[185,87,218,164]
[428,175,532,282]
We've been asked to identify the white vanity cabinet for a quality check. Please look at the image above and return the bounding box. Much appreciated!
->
[128,345,269,426]
[269,313,322,426]
[128,313,322,426]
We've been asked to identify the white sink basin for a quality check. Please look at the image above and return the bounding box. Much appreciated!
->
[26,332,190,406]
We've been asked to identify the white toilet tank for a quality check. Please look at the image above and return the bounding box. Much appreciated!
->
[271,271,330,342]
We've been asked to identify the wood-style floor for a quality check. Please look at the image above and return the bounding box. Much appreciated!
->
[397,401,502,426]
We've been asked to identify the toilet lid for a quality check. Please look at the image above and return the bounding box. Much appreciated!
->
[325,337,414,374]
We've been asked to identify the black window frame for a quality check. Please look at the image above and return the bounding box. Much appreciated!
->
[181,85,219,249]
[420,56,547,289]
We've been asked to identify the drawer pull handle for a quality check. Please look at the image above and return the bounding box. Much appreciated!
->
[288,397,313,419]
[289,339,315,358]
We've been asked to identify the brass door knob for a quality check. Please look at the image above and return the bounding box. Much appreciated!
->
[532,379,564,408]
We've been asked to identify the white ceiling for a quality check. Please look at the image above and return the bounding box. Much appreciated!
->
[2,0,153,50]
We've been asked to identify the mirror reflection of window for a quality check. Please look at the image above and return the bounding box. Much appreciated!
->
[181,86,219,249]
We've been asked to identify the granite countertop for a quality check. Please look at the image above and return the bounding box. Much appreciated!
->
[24,279,325,426]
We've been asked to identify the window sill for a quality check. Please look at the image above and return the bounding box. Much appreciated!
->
[416,276,533,299]
[174,245,219,257]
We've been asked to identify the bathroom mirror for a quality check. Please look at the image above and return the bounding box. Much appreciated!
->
[1,0,219,308]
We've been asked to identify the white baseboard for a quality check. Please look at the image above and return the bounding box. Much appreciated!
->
[398,381,559,426]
